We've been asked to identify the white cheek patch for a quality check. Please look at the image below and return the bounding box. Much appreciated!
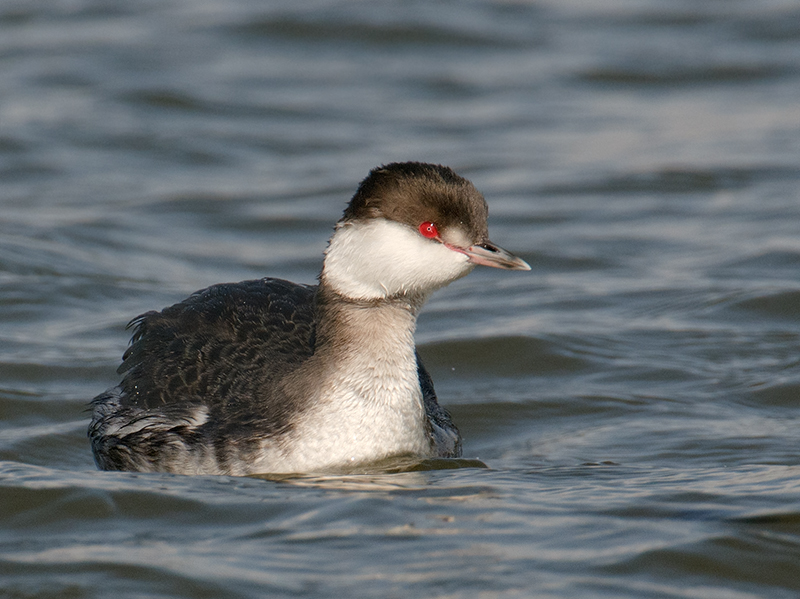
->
[441,226,472,249]
[323,219,475,300]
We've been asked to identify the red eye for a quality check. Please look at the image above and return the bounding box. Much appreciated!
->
[419,221,439,239]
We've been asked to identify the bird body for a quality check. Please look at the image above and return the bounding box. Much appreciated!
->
[89,162,529,475]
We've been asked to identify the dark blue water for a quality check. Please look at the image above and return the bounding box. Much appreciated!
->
[2,1,800,597]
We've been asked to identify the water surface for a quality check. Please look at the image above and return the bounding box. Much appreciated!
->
[2,0,800,597]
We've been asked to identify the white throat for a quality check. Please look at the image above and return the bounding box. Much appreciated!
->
[321,219,475,301]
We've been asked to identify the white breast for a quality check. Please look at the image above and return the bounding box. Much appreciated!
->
[250,303,433,474]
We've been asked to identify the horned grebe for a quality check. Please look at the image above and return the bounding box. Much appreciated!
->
[89,162,530,475]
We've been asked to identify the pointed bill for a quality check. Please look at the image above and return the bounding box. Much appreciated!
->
[460,241,531,271]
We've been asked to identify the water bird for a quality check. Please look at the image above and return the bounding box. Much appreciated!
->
[89,162,530,475]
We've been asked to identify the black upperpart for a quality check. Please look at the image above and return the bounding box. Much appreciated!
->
[342,162,490,245]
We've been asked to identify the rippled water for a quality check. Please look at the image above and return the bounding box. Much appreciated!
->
[2,0,800,597]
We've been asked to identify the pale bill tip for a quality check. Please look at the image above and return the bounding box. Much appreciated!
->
[462,242,531,271]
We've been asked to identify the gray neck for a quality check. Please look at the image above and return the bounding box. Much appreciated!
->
[313,282,425,370]
[274,282,434,469]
